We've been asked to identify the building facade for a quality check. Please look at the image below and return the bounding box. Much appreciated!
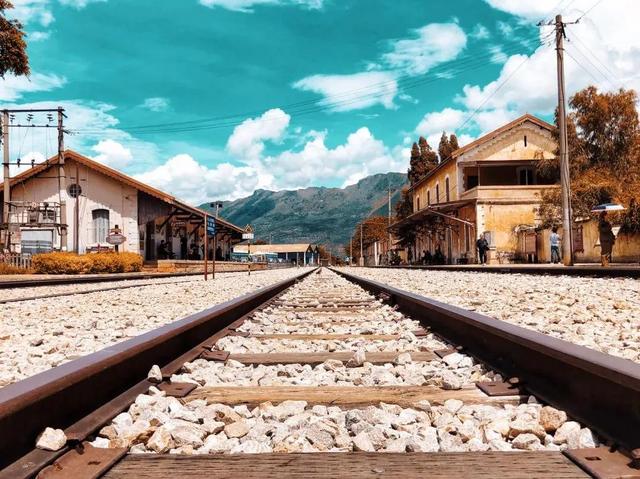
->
[232,243,319,265]
[0,150,244,261]
[393,114,559,264]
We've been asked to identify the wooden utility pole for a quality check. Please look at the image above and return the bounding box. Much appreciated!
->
[555,15,573,266]
[58,107,68,252]
[387,182,392,265]
[350,237,353,266]
[360,222,364,266]
[2,111,10,249]
[204,214,209,281]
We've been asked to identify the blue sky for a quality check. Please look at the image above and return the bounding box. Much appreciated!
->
[2,0,637,204]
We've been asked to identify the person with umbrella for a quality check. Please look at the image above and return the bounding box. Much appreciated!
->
[592,204,625,267]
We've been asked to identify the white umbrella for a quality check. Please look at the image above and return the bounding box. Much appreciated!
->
[591,203,626,213]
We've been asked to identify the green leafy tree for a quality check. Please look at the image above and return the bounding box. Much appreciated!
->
[0,1,30,78]
[418,136,438,170]
[407,143,425,185]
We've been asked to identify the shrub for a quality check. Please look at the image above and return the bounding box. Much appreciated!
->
[32,252,143,274]
[0,263,30,275]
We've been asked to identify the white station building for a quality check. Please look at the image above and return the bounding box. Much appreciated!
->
[0,150,244,261]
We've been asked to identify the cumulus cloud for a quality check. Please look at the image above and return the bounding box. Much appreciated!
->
[199,0,323,12]
[141,97,170,112]
[134,155,260,204]
[415,107,468,147]
[293,71,399,112]
[91,139,133,169]
[382,22,468,76]
[0,72,66,101]
[227,108,291,163]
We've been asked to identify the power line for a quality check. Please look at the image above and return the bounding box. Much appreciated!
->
[576,0,605,22]
[74,37,545,136]
[567,30,620,86]
[566,40,616,88]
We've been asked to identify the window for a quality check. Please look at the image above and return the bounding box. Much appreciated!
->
[92,209,110,243]
[416,196,420,211]
[445,177,450,202]
[524,135,528,147]
[435,184,440,204]
[427,190,431,206]
[67,183,82,198]
[518,167,535,185]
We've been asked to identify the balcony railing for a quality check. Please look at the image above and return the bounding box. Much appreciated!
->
[460,185,558,201]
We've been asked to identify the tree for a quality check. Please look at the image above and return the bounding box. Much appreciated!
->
[346,216,389,260]
[407,143,424,185]
[537,86,640,228]
[395,186,413,220]
[449,133,459,152]
[0,1,30,78]
[418,136,438,170]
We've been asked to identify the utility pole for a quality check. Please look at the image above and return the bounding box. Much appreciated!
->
[350,237,353,266]
[387,182,392,265]
[359,222,364,267]
[58,107,68,252]
[555,15,573,266]
[2,111,10,249]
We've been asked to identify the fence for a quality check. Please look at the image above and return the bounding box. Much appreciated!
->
[1,253,32,270]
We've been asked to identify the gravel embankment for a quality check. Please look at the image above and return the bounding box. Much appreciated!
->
[340,267,640,362]
[0,269,303,386]
[91,269,598,455]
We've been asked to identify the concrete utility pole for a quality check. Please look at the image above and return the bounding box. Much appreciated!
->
[2,111,10,249]
[555,15,573,266]
[58,107,68,251]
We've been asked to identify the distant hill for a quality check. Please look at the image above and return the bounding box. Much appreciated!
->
[201,172,407,250]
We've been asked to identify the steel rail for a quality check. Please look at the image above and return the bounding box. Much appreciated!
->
[0,267,316,475]
[367,264,640,278]
[0,271,203,289]
[332,268,640,453]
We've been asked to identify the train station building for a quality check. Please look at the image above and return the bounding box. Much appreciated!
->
[391,114,560,264]
[0,150,245,266]
[232,243,320,265]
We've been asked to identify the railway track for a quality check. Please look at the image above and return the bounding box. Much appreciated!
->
[1,267,639,478]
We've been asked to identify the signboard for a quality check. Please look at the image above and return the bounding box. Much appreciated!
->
[206,217,216,236]
[106,233,126,245]
[242,232,255,240]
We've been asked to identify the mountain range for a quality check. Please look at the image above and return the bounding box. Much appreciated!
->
[201,172,407,250]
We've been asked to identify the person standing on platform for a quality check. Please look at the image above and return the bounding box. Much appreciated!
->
[476,234,489,265]
[550,226,561,264]
[598,212,616,267]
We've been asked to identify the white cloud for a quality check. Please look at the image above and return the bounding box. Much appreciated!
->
[483,0,567,21]
[382,23,467,76]
[91,139,133,169]
[0,73,66,101]
[29,31,51,41]
[265,127,404,189]
[293,71,398,112]
[227,108,291,164]
[415,108,466,137]
[58,0,106,7]
[10,0,107,26]
[199,0,323,12]
[471,24,491,40]
[135,155,260,204]
[141,97,170,112]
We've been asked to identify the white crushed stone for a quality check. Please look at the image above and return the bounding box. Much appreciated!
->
[94,268,599,455]
[0,269,303,386]
[341,268,640,362]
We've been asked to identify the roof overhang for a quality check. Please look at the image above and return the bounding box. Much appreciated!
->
[390,200,475,231]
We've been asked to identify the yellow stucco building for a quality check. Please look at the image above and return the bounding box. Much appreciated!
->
[393,114,559,264]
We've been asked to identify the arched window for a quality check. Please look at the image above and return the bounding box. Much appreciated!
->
[427,190,431,206]
[435,183,440,204]
[445,177,450,202]
[416,196,421,211]
[92,209,110,243]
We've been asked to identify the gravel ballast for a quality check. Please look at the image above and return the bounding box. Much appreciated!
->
[0,269,303,386]
[340,267,640,362]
